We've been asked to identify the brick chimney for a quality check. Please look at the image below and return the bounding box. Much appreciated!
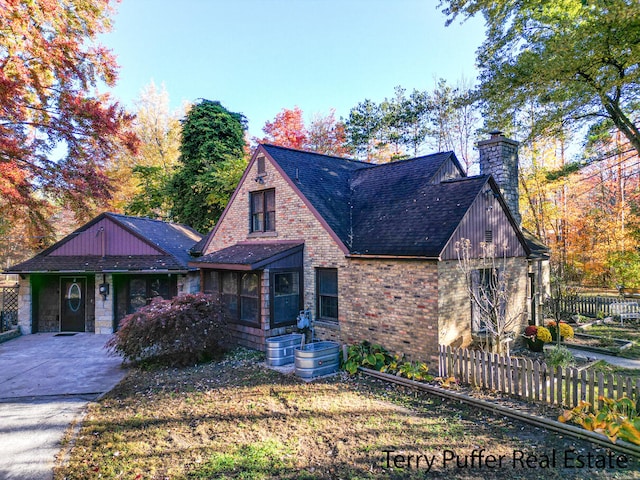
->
[477,131,521,226]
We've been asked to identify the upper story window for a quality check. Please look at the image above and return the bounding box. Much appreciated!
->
[250,189,275,233]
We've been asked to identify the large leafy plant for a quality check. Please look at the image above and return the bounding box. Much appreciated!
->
[559,396,640,446]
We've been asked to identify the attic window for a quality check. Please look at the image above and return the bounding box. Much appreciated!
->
[485,230,493,244]
[257,156,266,175]
[250,189,276,233]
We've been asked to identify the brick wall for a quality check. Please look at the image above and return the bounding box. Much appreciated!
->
[438,256,529,353]
[340,258,440,364]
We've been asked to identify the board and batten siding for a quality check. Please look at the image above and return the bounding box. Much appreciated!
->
[430,157,464,184]
[440,187,525,261]
[50,217,162,257]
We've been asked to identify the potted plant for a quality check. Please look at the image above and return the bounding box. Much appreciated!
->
[522,325,552,352]
[546,320,574,342]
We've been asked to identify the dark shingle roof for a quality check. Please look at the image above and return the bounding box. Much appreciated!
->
[191,242,303,270]
[8,255,185,273]
[106,213,201,266]
[262,145,491,257]
[6,213,202,273]
[351,175,489,256]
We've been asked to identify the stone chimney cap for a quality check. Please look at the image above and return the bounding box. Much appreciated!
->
[477,130,519,147]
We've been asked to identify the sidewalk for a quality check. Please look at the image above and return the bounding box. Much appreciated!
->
[564,346,640,369]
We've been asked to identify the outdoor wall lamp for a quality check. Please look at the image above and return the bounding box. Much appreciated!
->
[99,274,109,301]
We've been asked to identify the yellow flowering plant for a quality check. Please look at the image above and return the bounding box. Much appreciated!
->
[536,326,553,343]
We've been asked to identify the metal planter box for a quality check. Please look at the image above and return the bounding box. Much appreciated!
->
[294,341,340,379]
[265,333,305,366]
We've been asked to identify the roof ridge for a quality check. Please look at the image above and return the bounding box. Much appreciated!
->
[260,143,372,167]
[354,151,455,172]
[106,212,198,231]
[439,174,489,184]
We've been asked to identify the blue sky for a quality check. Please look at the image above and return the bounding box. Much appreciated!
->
[102,0,486,138]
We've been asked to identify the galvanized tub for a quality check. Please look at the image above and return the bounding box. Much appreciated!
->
[294,341,340,379]
[265,333,305,366]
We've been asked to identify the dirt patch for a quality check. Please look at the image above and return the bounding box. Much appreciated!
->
[54,350,640,480]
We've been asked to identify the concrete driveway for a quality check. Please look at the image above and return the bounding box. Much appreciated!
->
[0,333,127,480]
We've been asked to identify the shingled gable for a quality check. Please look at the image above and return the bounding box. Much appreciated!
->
[7,212,202,273]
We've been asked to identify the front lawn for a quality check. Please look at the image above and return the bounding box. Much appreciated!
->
[55,349,639,479]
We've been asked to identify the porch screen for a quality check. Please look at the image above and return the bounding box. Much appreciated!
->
[272,271,300,326]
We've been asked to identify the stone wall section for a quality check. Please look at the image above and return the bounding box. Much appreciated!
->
[95,273,114,334]
[17,275,31,334]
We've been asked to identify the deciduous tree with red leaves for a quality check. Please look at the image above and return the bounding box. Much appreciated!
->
[257,107,308,150]
[0,0,137,233]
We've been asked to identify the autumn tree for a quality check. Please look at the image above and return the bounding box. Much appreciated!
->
[307,110,351,156]
[257,107,307,149]
[107,82,182,219]
[440,0,640,155]
[168,100,247,232]
[0,0,137,230]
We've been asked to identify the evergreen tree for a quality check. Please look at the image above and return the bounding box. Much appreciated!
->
[168,100,247,232]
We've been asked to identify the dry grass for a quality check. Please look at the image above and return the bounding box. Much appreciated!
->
[55,349,640,480]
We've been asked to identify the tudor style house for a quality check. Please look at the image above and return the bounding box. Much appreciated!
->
[7,213,202,334]
[191,132,549,365]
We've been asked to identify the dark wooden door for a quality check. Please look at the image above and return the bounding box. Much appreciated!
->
[60,277,86,332]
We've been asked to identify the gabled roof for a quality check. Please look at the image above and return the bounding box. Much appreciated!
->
[260,145,473,255]
[6,213,202,273]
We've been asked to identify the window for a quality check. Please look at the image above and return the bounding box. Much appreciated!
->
[271,270,301,327]
[257,156,265,174]
[217,270,260,326]
[221,272,239,319]
[250,189,275,233]
[316,268,338,322]
[127,276,171,314]
[471,268,503,333]
[240,273,260,323]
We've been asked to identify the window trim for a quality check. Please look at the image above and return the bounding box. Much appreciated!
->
[269,267,303,328]
[316,268,339,323]
[250,189,276,233]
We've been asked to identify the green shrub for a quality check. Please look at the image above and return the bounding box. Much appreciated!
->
[342,341,432,382]
[545,345,575,368]
[343,341,396,374]
[106,293,231,366]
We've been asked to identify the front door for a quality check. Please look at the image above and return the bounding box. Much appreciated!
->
[60,277,86,332]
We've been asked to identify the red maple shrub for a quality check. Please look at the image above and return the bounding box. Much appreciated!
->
[106,293,231,366]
